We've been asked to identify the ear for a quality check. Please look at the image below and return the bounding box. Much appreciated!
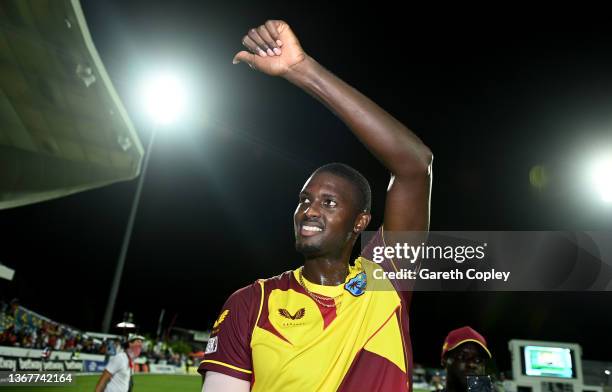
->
[353,212,372,233]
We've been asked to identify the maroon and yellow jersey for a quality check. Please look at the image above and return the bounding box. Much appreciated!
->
[199,229,413,391]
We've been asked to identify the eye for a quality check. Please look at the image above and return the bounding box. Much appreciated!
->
[323,199,337,208]
[300,196,311,204]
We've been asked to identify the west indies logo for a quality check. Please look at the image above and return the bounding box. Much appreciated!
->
[345,272,367,296]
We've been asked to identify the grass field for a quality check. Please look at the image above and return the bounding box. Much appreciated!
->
[2,374,435,391]
[1,374,201,392]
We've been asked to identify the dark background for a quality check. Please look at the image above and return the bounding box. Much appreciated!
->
[2,0,612,371]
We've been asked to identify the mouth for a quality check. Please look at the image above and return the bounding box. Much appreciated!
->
[299,222,324,237]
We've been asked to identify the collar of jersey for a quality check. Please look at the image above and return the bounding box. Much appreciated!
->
[293,259,364,298]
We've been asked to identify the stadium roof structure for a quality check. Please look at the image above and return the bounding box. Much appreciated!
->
[0,0,144,210]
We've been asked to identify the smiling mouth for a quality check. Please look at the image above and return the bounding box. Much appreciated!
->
[299,223,324,237]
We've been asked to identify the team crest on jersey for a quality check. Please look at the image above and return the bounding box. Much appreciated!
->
[278,308,305,320]
[205,336,218,354]
[344,271,367,296]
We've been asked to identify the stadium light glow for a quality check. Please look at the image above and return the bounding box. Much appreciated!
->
[104,69,190,333]
[590,155,612,203]
[141,72,187,125]
[605,369,611,375]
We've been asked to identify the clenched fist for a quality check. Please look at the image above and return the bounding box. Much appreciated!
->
[233,20,306,76]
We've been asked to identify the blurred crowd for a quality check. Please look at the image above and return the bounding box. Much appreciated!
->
[0,299,109,353]
[0,299,196,366]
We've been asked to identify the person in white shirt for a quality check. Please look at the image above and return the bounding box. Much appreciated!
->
[94,334,144,392]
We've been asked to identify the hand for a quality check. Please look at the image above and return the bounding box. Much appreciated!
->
[233,20,306,76]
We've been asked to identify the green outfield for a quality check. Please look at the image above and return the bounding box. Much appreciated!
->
[1,374,434,391]
[1,374,201,392]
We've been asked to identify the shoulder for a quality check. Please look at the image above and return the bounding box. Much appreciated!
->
[219,282,261,320]
[224,271,293,309]
[227,281,261,301]
[107,353,127,364]
[257,270,294,289]
[105,353,127,373]
[223,270,295,310]
[257,271,293,286]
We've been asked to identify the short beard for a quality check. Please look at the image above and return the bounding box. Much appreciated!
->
[295,241,323,256]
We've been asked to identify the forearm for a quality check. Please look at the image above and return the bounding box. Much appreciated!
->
[94,378,107,392]
[94,371,111,392]
[284,56,432,176]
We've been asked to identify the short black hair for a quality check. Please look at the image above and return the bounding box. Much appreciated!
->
[314,163,371,213]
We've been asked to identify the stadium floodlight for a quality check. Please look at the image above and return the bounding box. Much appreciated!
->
[605,369,611,375]
[141,72,188,125]
[590,155,612,203]
[116,321,136,329]
[102,71,188,333]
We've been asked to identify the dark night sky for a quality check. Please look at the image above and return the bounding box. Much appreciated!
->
[2,0,612,371]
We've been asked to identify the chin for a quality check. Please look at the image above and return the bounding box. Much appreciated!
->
[295,240,323,256]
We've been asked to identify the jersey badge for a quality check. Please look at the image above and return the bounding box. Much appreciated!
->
[205,336,218,354]
[345,271,367,296]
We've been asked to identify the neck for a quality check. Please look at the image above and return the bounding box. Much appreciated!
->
[445,376,465,392]
[302,246,353,285]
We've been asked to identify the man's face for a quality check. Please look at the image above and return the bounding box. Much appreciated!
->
[129,339,143,357]
[445,342,488,390]
[293,171,362,257]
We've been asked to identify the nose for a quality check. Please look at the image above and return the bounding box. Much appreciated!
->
[304,203,321,218]
[466,360,480,371]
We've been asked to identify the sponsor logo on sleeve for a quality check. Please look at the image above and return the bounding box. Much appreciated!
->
[212,310,229,334]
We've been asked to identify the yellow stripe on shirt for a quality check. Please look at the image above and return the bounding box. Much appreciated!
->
[200,360,252,374]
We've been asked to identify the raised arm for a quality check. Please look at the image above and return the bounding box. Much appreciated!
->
[234,20,432,232]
